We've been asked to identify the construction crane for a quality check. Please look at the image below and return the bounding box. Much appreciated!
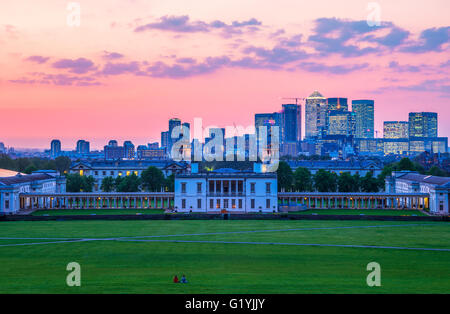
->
[280,97,305,105]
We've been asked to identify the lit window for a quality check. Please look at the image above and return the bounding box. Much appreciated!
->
[126,171,131,176]
[79,170,84,176]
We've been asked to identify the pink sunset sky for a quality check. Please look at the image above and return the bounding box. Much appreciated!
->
[0,0,449,150]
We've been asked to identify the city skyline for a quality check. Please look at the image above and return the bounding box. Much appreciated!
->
[0,0,449,149]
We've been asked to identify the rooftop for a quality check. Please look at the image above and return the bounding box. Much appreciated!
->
[0,173,54,186]
[397,173,450,187]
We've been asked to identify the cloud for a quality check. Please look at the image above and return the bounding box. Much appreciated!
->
[299,62,369,74]
[134,15,262,36]
[243,45,309,67]
[146,56,231,78]
[102,51,124,60]
[25,55,50,64]
[52,58,96,74]
[100,61,141,75]
[401,27,450,53]
[388,61,421,72]
[9,73,101,86]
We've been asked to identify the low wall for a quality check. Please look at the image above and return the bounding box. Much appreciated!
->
[0,213,448,222]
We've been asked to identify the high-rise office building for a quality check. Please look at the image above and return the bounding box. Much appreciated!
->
[352,100,374,138]
[168,118,182,155]
[327,98,348,111]
[50,139,61,158]
[383,121,409,139]
[76,140,90,154]
[281,104,301,143]
[408,112,438,138]
[104,140,125,160]
[161,131,169,149]
[327,111,355,136]
[305,91,327,138]
[0,142,5,153]
[123,141,135,159]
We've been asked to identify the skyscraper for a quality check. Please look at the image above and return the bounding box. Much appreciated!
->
[168,118,182,155]
[383,121,409,139]
[123,141,135,159]
[50,139,61,158]
[327,98,348,111]
[305,91,327,139]
[76,140,90,154]
[327,111,355,136]
[281,104,301,143]
[161,131,169,149]
[352,100,374,138]
[408,112,438,138]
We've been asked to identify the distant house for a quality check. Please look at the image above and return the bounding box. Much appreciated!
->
[287,160,383,177]
[69,160,190,191]
[0,171,66,214]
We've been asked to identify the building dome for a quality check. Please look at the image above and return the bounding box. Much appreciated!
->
[307,91,325,99]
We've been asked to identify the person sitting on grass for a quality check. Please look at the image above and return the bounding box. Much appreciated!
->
[180,274,188,283]
[173,275,179,283]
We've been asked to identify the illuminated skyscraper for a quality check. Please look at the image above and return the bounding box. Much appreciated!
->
[408,112,438,138]
[281,104,301,143]
[327,98,348,111]
[383,121,409,139]
[352,100,374,138]
[305,91,327,138]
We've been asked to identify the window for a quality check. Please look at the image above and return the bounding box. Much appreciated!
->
[223,181,229,193]
[110,171,114,176]
[238,181,243,193]
[250,183,255,194]
[224,199,229,208]
[266,182,271,193]
[102,171,106,176]
[238,199,243,209]
[209,181,214,193]
[4,200,9,209]
[210,199,214,209]
[251,199,255,209]
[266,199,271,208]
[181,182,186,193]
[181,199,186,209]
[216,181,221,193]
[94,171,98,176]
[232,199,236,209]
[197,182,202,193]
[197,199,202,209]
[216,199,220,209]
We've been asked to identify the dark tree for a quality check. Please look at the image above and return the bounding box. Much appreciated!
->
[277,161,294,191]
[100,176,115,192]
[293,167,313,191]
[314,169,337,192]
[141,166,165,191]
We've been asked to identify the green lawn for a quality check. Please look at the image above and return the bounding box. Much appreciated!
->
[32,209,166,216]
[287,209,428,216]
[0,220,448,293]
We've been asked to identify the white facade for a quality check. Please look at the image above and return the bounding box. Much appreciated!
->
[0,171,66,214]
[174,168,278,213]
[386,171,450,215]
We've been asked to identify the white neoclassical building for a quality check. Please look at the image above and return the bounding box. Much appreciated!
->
[386,171,450,215]
[174,164,278,213]
[0,170,66,214]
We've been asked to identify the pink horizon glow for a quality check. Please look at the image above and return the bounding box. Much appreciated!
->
[0,0,449,150]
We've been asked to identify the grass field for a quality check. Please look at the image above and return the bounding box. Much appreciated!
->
[0,219,448,293]
[289,209,428,216]
[32,209,166,216]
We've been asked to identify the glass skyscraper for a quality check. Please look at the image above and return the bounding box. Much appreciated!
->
[281,104,301,143]
[352,100,374,138]
[305,91,327,139]
[383,121,409,139]
[408,112,438,138]
[327,98,348,111]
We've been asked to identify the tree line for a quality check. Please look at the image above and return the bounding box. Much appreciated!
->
[66,166,174,192]
[0,154,72,174]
